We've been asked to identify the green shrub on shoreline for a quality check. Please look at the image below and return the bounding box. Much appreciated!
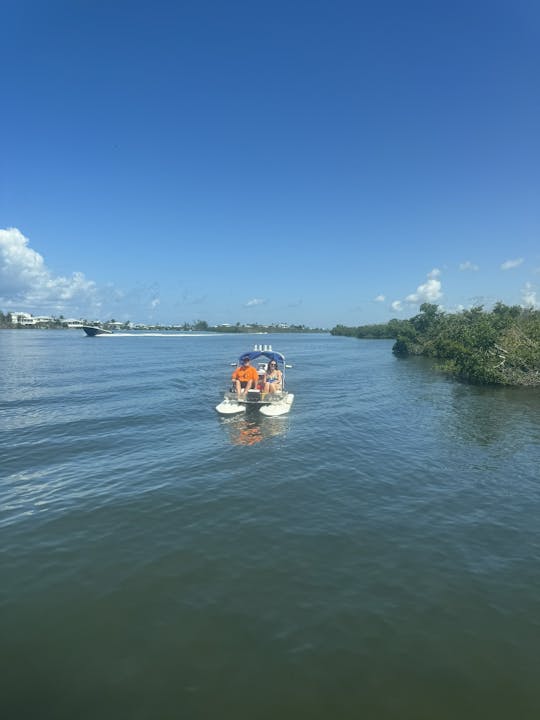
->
[331,303,540,386]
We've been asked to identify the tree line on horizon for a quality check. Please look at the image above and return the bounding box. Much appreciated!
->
[331,303,540,386]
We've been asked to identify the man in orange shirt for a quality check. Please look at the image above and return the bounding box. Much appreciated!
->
[232,355,259,395]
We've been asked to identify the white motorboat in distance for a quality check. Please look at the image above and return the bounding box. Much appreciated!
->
[216,345,294,417]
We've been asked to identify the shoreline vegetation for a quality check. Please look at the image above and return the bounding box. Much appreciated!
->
[331,303,540,387]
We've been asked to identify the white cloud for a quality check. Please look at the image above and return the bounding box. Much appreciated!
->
[459,261,479,271]
[391,300,403,312]
[501,258,524,270]
[405,268,443,304]
[374,294,385,302]
[0,227,99,314]
[521,282,539,309]
[245,297,266,307]
[0,228,198,323]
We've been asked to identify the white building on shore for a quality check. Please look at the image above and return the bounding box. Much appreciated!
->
[9,312,58,326]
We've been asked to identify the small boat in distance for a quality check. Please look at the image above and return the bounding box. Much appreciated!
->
[216,345,294,417]
[82,325,113,336]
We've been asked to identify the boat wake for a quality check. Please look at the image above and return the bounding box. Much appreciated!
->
[91,333,220,338]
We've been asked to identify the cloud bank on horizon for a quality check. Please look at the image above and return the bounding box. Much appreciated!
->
[1,228,539,322]
[0,228,100,316]
[0,228,156,321]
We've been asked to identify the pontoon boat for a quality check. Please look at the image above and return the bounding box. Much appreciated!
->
[215,345,294,417]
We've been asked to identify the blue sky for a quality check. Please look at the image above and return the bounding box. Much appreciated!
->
[1,0,539,327]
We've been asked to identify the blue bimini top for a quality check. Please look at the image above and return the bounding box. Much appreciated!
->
[238,350,285,366]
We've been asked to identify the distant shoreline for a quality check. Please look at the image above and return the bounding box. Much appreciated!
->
[0,325,329,334]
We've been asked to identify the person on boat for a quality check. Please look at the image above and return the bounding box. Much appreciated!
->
[264,360,282,394]
[231,355,259,395]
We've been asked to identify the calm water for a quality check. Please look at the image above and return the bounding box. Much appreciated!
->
[1,330,539,719]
